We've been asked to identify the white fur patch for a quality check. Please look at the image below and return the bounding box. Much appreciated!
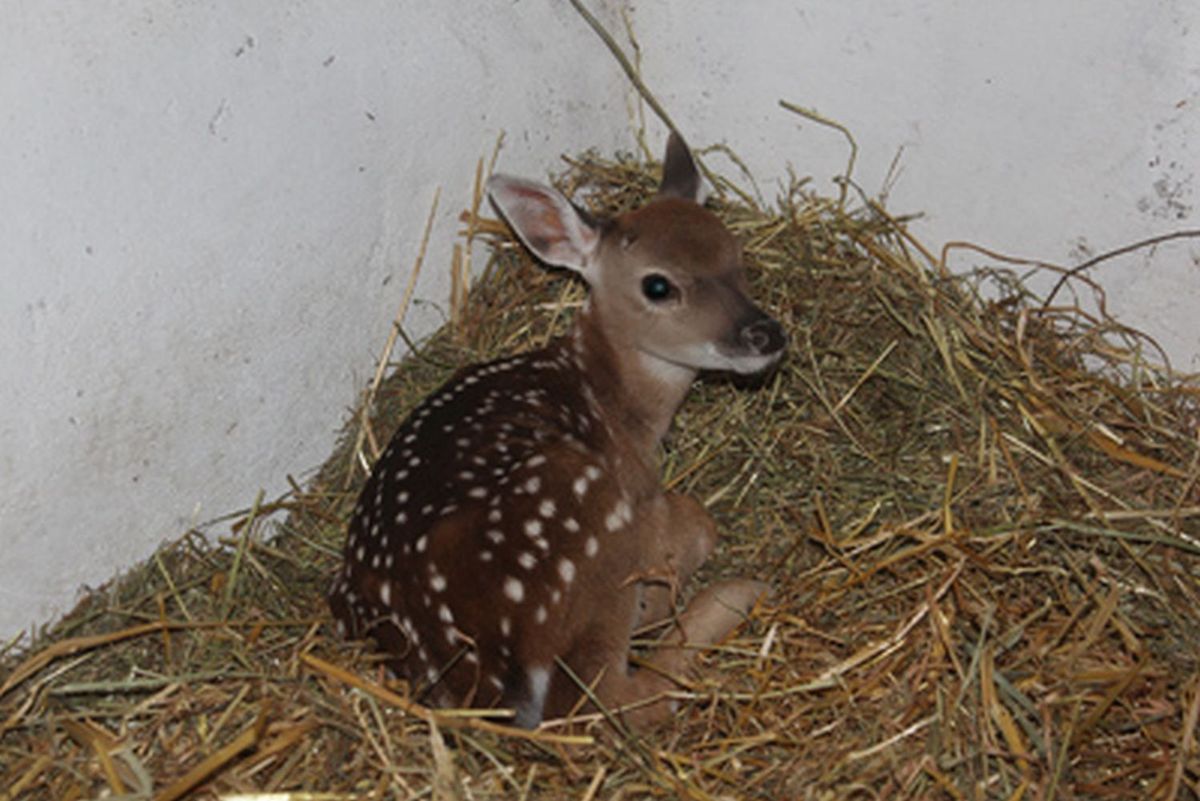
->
[514,665,551,729]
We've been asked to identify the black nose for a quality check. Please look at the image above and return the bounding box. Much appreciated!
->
[741,318,787,355]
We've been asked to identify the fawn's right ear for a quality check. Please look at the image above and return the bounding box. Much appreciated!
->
[657,132,704,203]
[487,175,600,276]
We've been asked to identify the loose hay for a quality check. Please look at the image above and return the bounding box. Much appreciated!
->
[3,148,1199,800]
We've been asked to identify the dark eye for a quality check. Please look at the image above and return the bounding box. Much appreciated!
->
[641,273,675,303]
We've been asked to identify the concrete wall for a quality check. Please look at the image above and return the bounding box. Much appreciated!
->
[0,0,630,640]
[630,0,1199,369]
[3,0,1197,642]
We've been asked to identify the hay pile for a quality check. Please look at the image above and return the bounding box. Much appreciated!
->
[2,148,1198,800]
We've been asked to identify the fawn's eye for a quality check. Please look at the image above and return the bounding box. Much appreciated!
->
[641,273,675,303]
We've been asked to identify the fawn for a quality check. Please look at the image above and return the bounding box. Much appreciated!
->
[329,133,786,728]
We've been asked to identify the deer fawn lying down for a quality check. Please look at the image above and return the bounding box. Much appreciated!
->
[329,133,786,729]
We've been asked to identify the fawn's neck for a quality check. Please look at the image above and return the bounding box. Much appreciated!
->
[571,300,697,460]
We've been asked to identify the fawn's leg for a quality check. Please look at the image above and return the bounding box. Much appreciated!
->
[548,574,765,729]
[634,492,719,627]
[589,578,767,728]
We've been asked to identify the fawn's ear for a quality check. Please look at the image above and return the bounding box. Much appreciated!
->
[487,175,601,276]
[657,131,704,203]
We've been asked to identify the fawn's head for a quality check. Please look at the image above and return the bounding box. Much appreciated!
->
[487,134,786,380]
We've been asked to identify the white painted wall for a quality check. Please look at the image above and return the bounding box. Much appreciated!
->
[3,0,1197,642]
[0,0,630,640]
[631,0,1199,371]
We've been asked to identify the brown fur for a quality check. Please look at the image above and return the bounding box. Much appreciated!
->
[329,134,785,728]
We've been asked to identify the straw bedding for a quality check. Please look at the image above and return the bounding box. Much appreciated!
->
[2,147,1198,800]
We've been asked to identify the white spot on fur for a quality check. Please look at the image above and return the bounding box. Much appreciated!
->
[503,576,525,603]
[558,558,575,585]
[430,574,447,592]
[524,519,543,538]
[604,498,633,532]
[604,508,623,532]
[517,551,537,570]
[585,535,599,557]
[538,498,557,518]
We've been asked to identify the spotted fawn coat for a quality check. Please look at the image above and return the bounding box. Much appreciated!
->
[329,134,786,728]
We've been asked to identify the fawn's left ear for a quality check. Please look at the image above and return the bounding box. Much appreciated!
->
[487,175,600,276]
[657,132,704,203]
